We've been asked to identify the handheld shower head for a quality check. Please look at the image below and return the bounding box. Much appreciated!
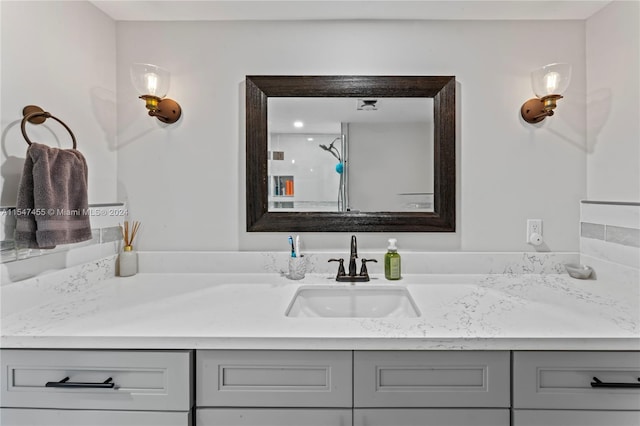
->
[318,138,342,161]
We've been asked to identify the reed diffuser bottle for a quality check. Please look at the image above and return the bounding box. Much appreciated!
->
[119,220,140,277]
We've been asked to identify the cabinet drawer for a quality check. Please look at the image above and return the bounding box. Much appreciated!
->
[354,409,510,426]
[0,349,192,411]
[1,408,191,426]
[513,410,640,426]
[196,408,352,426]
[354,351,510,408]
[513,351,640,410]
[196,350,352,407]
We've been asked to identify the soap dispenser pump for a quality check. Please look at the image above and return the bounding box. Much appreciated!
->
[385,238,401,280]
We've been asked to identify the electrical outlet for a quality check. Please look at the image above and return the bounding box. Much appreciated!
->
[526,219,542,243]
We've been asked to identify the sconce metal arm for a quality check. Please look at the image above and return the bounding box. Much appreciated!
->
[521,94,563,124]
[140,96,182,124]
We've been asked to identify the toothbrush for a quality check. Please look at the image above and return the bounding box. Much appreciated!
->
[288,235,296,258]
[295,235,301,257]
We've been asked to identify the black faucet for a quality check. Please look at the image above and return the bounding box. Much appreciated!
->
[329,235,377,282]
[348,234,358,277]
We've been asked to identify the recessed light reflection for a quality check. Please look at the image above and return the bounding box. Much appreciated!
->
[293,121,304,128]
[307,137,314,141]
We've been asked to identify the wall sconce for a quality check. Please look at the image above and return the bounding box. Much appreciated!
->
[130,63,182,124]
[521,63,572,124]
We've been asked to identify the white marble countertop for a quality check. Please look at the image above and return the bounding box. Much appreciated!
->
[2,270,639,350]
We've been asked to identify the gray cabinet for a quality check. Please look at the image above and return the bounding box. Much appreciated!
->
[197,408,352,426]
[354,351,510,408]
[513,351,640,426]
[7,348,636,426]
[196,350,352,408]
[353,351,510,426]
[0,349,192,426]
[354,409,509,426]
[514,351,640,410]
[1,409,190,426]
[196,350,511,426]
[196,350,352,426]
[513,410,640,426]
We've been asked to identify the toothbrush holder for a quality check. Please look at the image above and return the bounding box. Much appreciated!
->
[287,255,307,280]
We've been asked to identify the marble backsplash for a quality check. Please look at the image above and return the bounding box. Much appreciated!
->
[0,204,126,283]
[138,251,578,275]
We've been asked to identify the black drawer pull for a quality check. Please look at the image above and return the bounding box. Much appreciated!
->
[45,377,115,389]
[591,376,640,389]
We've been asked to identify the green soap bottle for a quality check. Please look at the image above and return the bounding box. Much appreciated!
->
[384,238,401,280]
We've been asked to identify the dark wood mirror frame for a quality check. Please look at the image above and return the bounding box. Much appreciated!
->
[246,75,456,232]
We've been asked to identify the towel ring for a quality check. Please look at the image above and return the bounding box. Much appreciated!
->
[21,105,77,149]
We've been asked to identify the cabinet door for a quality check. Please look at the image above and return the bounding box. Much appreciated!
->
[196,408,352,426]
[0,408,191,426]
[354,351,510,408]
[513,410,640,426]
[1,349,192,411]
[197,350,352,407]
[354,409,509,426]
[513,351,640,410]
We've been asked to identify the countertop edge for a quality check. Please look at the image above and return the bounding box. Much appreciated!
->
[2,337,639,351]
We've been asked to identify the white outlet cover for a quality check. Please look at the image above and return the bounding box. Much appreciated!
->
[526,219,542,243]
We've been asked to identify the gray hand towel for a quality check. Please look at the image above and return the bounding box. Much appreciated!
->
[14,142,92,249]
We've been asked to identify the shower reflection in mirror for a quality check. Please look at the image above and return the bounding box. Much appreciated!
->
[268,130,348,212]
[318,134,347,212]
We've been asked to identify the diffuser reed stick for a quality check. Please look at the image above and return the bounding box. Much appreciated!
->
[122,220,141,252]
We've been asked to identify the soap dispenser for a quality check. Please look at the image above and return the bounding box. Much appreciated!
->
[385,238,401,280]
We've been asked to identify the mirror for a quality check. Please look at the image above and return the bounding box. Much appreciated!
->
[246,75,455,232]
[268,97,434,212]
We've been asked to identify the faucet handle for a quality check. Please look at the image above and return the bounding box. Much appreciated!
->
[359,258,378,276]
[328,258,346,276]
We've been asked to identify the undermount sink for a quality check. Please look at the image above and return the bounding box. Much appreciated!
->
[285,285,421,318]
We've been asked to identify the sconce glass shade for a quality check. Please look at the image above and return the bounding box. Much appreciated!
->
[531,63,572,98]
[130,63,181,124]
[130,63,170,98]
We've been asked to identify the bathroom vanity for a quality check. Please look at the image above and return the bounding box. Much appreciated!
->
[1,254,639,425]
[2,348,639,425]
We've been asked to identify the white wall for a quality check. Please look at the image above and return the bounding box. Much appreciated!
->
[586,0,640,202]
[349,122,432,211]
[116,19,586,252]
[117,21,586,251]
[0,1,118,208]
[4,3,637,260]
